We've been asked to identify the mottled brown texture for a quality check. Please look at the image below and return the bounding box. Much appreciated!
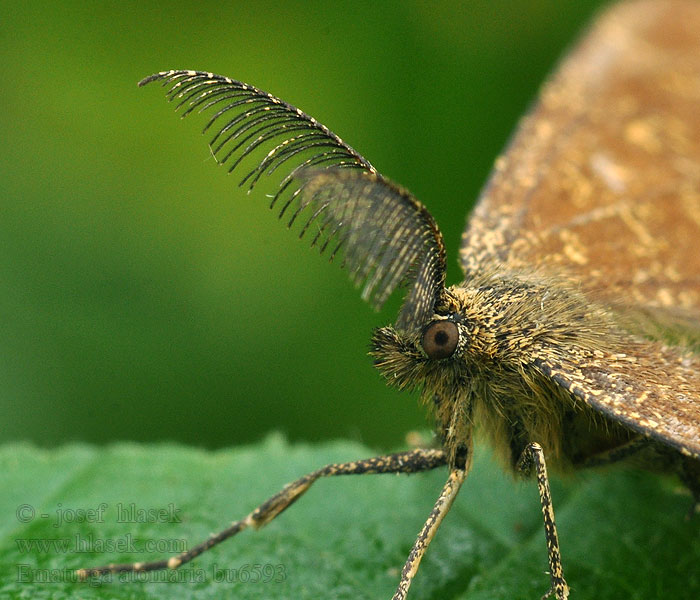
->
[458,0,700,462]
[461,0,700,314]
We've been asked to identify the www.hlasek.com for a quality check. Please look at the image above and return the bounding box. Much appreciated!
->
[16,533,186,555]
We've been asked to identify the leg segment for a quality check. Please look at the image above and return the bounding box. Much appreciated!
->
[517,442,569,600]
[391,467,466,600]
[576,436,649,469]
[679,455,700,518]
[76,448,446,577]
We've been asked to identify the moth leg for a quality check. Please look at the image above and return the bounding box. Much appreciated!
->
[76,448,446,578]
[679,455,700,518]
[517,442,569,600]
[576,436,649,468]
[391,467,466,600]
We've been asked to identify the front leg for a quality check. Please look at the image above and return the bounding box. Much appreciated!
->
[391,467,467,600]
[517,442,569,600]
[76,448,447,578]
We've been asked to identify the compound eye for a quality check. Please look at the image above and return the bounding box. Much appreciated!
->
[421,320,459,359]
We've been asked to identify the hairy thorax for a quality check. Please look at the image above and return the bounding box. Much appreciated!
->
[372,268,637,471]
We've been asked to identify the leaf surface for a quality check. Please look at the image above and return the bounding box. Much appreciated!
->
[1,437,697,599]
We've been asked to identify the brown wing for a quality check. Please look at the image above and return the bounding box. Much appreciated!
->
[536,342,700,459]
[461,0,700,314]
[460,1,700,455]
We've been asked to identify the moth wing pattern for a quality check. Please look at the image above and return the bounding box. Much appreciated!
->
[460,0,700,456]
[140,71,445,330]
[536,342,700,459]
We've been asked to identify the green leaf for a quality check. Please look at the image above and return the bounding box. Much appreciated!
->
[1,436,698,599]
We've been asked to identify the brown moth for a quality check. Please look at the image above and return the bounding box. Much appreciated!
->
[78,0,700,598]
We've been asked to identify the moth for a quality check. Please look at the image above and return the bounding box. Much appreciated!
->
[78,0,700,598]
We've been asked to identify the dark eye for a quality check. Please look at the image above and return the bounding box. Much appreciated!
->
[421,320,459,359]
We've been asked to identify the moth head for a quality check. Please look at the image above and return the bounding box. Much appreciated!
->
[370,308,471,392]
[303,162,463,391]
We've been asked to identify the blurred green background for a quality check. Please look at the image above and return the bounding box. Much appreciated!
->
[1,0,608,450]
